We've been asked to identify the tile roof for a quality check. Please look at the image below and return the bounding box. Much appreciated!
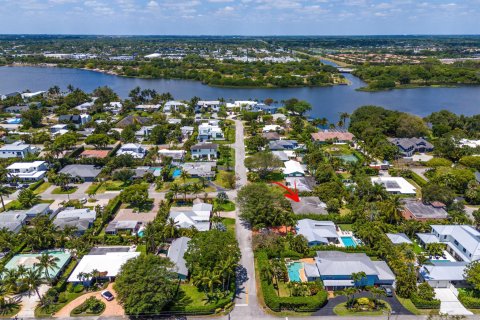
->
[311,130,354,142]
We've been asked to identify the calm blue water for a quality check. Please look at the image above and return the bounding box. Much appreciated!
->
[172,169,182,178]
[341,236,357,248]
[1,65,479,120]
[287,262,303,282]
[6,118,21,124]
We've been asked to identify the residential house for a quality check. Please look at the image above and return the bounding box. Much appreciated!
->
[0,141,38,159]
[181,162,216,179]
[196,100,222,112]
[262,132,281,141]
[311,130,354,144]
[58,114,91,127]
[198,123,224,141]
[304,251,395,290]
[402,199,448,221]
[168,118,182,125]
[272,150,296,162]
[105,221,140,235]
[262,125,282,133]
[6,161,48,182]
[371,177,416,195]
[167,237,191,280]
[180,126,194,138]
[191,143,218,160]
[164,101,187,113]
[106,102,122,114]
[135,126,155,140]
[0,212,27,233]
[283,160,305,177]
[420,262,469,288]
[135,104,161,112]
[386,233,413,245]
[80,149,110,159]
[459,139,480,149]
[296,219,340,246]
[116,115,150,128]
[117,143,147,159]
[68,247,140,284]
[253,104,279,114]
[388,137,434,157]
[268,140,298,150]
[3,203,51,224]
[169,202,213,231]
[4,105,29,113]
[417,225,480,263]
[58,164,102,182]
[50,124,68,133]
[1,92,21,100]
[158,149,186,165]
[285,176,316,192]
[53,208,96,234]
[290,197,327,215]
[226,101,257,111]
[75,101,94,112]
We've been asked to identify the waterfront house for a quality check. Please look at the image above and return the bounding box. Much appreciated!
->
[191,143,218,160]
[0,141,38,159]
[135,104,161,112]
[196,100,222,112]
[311,129,354,144]
[7,161,48,182]
[388,137,433,157]
[164,101,187,113]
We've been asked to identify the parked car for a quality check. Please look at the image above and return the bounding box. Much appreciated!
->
[383,287,393,297]
[101,290,114,301]
[80,198,87,204]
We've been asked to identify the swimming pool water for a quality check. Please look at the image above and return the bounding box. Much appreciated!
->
[172,169,182,178]
[341,236,357,248]
[287,262,303,282]
[6,118,21,124]
[336,154,358,163]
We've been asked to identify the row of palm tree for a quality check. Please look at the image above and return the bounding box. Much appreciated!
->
[191,255,237,296]
[169,182,205,202]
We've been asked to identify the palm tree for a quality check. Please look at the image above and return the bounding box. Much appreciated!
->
[181,184,191,202]
[23,269,43,303]
[0,185,10,212]
[35,252,60,284]
[170,183,180,201]
[352,271,367,288]
[339,112,350,128]
[180,171,190,184]
[382,195,404,224]
[190,183,204,200]
[261,264,274,285]
[335,287,358,309]
[165,217,178,239]
[2,269,19,293]
[143,222,158,254]
[367,286,386,304]
[17,189,40,209]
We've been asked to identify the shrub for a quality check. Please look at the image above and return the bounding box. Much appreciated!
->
[28,179,45,191]
[58,292,68,303]
[73,284,84,293]
[458,292,480,309]
[410,294,440,309]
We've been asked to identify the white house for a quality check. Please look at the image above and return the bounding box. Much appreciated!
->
[262,125,282,133]
[6,161,48,182]
[164,101,187,113]
[0,141,38,159]
[296,219,340,246]
[226,101,257,110]
[190,143,218,160]
[371,176,416,195]
[50,124,68,133]
[117,143,147,159]
[283,160,305,177]
[180,126,194,138]
[158,149,186,164]
[198,123,224,141]
[169,201,213,231]
[135,126,155,139]
[196,100,222,112]
[135,104,161,112]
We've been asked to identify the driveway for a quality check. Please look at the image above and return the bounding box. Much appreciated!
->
[17,284,50,318]
[54,283,124,318]
[312,291,412,316]
[435,288,472,316]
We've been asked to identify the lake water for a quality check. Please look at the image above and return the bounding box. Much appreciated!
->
[1,65,479,120]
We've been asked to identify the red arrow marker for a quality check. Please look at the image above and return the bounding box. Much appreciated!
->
[273,181,300,202]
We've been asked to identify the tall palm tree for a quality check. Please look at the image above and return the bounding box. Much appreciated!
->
[0,185,10,212]
[352,271,367,288]
[23,269,43,303]
[180,171,190,184]
[181,184,191,202]
[170,183,180,201]
[383,195,404,224]
[190,183,204,200]
[339,112,350,128]
[35,252,60,284]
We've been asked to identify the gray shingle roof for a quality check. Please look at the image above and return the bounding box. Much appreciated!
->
[167,237,191,277]
[59,165,102,179]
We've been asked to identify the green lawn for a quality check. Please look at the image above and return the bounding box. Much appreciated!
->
[406,178,423,198]
[333,300,391,316]
[213,170,235,189]
[221,218,235,234]
[97,180,125,193]
[136,245,146,255]
[0,304,20,318]
[214,200,236,212]
[33,181,51,195]
[396,296,437,315]
[338,224,353,231]
[51,186,78,194]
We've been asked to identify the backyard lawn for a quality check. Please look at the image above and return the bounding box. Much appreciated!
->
[52,186,78,194]
[221,217,235,234]
[33,181,51,194]
[214,200,236,212]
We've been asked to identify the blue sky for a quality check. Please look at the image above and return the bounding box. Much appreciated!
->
[0,0,479,35]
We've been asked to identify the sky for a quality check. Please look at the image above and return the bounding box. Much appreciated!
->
[0,0,479,35]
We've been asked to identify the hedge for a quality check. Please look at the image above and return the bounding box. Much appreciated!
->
[28,179,45,191]
[257,251,328,312]
[458,292,480,309]
[410,294,440,309]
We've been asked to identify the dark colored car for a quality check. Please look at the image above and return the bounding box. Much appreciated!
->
[101,290,114,301]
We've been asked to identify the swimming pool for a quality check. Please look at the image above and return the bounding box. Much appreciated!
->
[287,262,303,282]
[336,154,358,163]
[6,118,21,124]
[341,236,357,248]
[172,169,182,178]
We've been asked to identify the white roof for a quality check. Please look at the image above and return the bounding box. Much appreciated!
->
[68,252,140,282]
[262,125,281,132]
[421,262,468,281]
[386,233,413,245]
[297,219,338,244]
[7,161,45,169]
[56,208,96,221]
[371,176,416,194]
[283,160,305,175]
[431,225,480,257]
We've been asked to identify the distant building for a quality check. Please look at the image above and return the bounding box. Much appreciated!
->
[135,104,161,112]
[388,137,433,157]
[117,143,147,159]
[164,101,187,113]
[268,140,298,150]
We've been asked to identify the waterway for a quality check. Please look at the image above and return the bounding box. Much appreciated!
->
[0,64,479,120]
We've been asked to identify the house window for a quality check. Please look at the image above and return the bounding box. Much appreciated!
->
[463,248,466,253]
[454,240,459,245]
[443,235,447,240]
